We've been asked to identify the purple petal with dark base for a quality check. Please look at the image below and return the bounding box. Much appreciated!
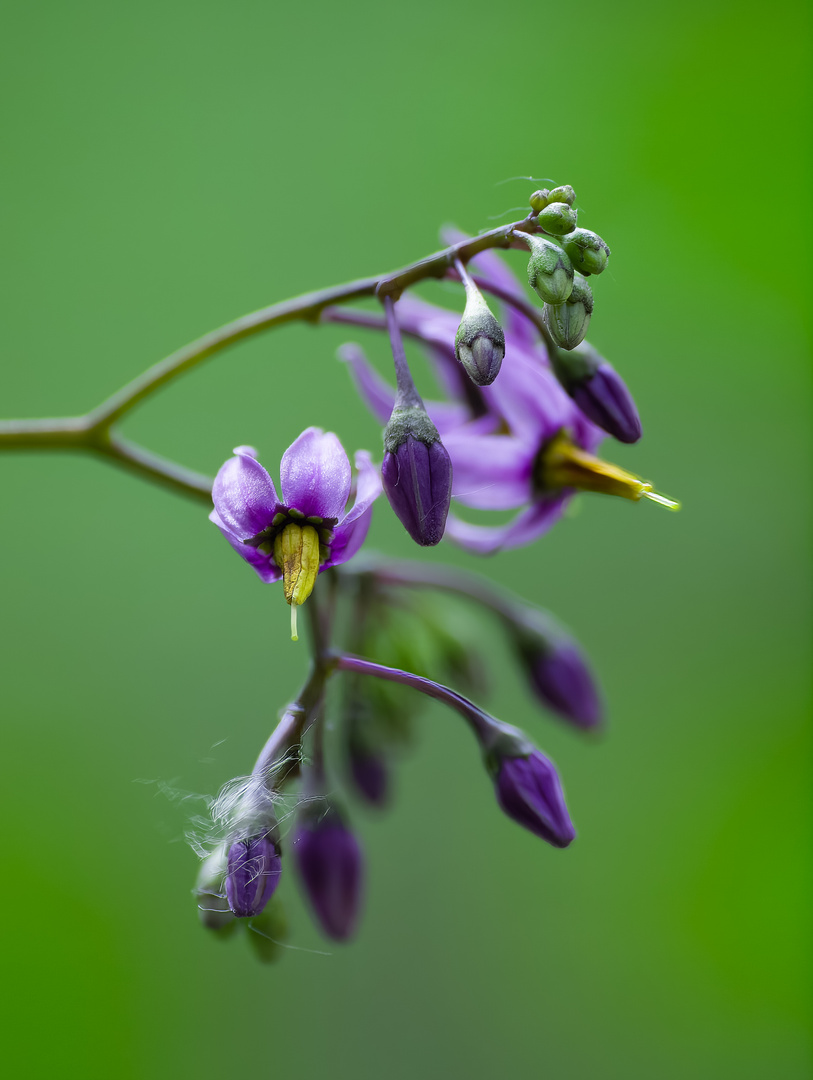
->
[209,509,282,583]
[212,448,279,538]
[572,362,642,444]
[523,640,603,729]
[280,427,352,520]
[294,811,363,940]
[326,451,381,568]
[495,751,576,847]
[382,437,453,547]
[225,836,282,917]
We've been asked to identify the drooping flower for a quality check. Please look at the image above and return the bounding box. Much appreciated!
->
[338,238,673,555]
[210,428,381,635]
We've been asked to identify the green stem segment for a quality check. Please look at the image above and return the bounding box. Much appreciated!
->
[0,212,541,503]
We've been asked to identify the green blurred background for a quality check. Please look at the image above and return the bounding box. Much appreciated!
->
[1,0,810,1076]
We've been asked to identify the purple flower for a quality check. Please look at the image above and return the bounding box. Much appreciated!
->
[225,835,282,918]
[210,429,381,612]
[293,805,363,940]
[494,750,576,848]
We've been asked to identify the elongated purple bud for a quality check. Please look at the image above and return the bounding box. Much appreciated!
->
[572,362,642,444]
[520,638,602,729]
[349,743,390,806]
[225,834,282,918]
[551,340,642,444]
[293,805,364,940]
[382,406,452,546]
[493,750,576,848]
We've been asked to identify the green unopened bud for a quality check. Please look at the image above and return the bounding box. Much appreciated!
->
[454,287,505,386]
[547,185,576,207]
[517,232,574,304]
[536,202,578,235]
[529,189,550,213]
[544,274,594,350]
[561,228,611,276]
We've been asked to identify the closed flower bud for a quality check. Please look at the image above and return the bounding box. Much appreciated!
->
[529,188,551,212]
[502,605,603,728]
[225,834,282,918]
[490,744,576,847]
[454,274,505,386]
[551,341,642,444]
[561,228,611,276]
[544,274,594,349]
[382,407,453,547]
[519,637,602,728]
[547,184,576,207]
[349,741,390,806]
[536,201,578,235]
[519,233,574,304]
[293,804,364,940]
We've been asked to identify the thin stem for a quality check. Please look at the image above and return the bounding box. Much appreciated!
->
[1,212,542,503]
[84,214,537,430]
[382,295,421,408]
[335,652,495,742]
[453,258,479,306]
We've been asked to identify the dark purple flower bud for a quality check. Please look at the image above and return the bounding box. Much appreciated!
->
[571,362,642,444]
[550,340,642,444]
[349,745,390,806]
[225,834,282,918]
[494,749,576,848]
[293,806,364,940]
[382,406,453,546]
[520,638,602,729]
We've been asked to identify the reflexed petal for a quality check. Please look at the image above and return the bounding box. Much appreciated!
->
[445,496,569,554]
[211,448,279,538]
[482,355,574,444]
[443,433,532,510]
[280,427,352,520]
[338,451,382,528]
[338,344,396,425]
[209,509,281,583]
[325,450,381,567]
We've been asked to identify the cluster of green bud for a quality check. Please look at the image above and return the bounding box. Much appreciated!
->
[544,273,594,349]
[518,184,611,348]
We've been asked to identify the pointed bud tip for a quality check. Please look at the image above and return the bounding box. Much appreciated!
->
[494,750,576,848]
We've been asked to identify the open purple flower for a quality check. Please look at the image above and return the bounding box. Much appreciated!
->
[210,428,381,633]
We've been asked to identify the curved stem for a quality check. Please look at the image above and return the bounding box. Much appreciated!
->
[335,652,496,742]
[0,212,542,502]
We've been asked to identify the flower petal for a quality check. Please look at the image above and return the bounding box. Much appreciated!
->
[326,451,381,567]
[443,433,533,510]
[211,448,279,539]
[482,355,575,445]
[444,496,569,554]
[209,509,281,583]
[280,427,352,520]
[338,344,396,425]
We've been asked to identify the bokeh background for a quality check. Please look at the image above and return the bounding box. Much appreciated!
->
[1,0,810,1076]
